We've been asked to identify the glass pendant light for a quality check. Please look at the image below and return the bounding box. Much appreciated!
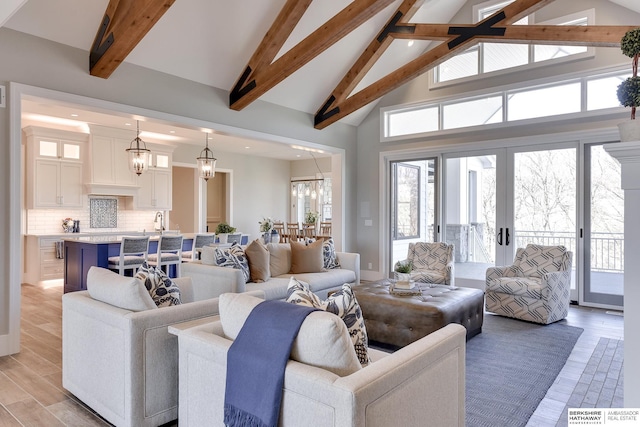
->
[197,132,217,181]
[126,120,151,176]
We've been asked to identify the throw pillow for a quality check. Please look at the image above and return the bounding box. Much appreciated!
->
[286,277,370,366]
[135,262,182,307]
[214,242,250,283]
[200,245,216,265]
[267,243,291,277]
[86,266,157,311]
[245,239,271,282]
[290,239,323,274]
[219,293,362,377]
[322,238,340,270]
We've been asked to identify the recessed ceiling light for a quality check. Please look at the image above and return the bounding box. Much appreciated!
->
[245,146,250,149]
[125,122,132,126]
[407,40,414,47]
[169,130,176,134]
[70,113,78,117]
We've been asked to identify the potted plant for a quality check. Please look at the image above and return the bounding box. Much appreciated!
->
[215,222,236,243]
[259,217,274,243]
[394,260,413,283]
[617,28,640,141]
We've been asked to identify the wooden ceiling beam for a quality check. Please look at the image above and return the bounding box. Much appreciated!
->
[90,0,175,79]
[392,24,636,47]
[315,0,629,129]
[229,0,396,111]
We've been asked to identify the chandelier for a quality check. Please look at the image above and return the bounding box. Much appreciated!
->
[125,120,151,176]
[197,132,217,181]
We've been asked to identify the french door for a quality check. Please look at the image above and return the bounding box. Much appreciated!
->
[443,145,578,297]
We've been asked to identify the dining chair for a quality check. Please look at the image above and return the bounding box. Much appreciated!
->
[272,222,285,243]
[301,223,316,239]
[286,222,300,242]
[107,236,150,276]
[319,221,332,237]
[148,235,184,277]
[182,233,216,262]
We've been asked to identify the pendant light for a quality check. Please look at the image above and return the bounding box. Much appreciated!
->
[197,132,217,181]
[126,120,151,176]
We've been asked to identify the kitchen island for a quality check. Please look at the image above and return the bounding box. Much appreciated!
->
[63,233,196,293]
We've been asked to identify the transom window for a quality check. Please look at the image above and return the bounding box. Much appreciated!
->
[434,1,591,84]
[383,69,630,139]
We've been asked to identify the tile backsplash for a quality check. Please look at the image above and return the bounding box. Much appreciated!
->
[27,196,161,234]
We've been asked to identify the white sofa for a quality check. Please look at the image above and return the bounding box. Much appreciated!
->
[181,242,360,300]
[62,267,222,427]
[172,292,466,427]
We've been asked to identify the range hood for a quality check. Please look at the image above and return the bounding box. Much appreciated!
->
[85,183,140,197]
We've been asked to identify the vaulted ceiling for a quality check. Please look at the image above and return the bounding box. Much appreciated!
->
[2,0,639,152]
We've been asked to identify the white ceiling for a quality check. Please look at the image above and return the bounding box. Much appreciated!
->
[4,0,638,159]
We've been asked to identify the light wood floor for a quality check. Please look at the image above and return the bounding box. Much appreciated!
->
[0,284,625,427]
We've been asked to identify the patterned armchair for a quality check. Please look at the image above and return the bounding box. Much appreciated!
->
[401,242,455,286]
[485,244,573,325]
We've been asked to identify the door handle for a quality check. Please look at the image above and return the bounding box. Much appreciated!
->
[497,228,503,246]
[506,228,510,246]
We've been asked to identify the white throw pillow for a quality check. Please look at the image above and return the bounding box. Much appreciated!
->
[219,293,362,377]
[87,266,157,311]
[267,243,291,277]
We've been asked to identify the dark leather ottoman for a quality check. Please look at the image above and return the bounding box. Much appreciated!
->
[353,281,484,348]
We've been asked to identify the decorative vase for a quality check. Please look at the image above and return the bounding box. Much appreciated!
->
[218,233,228,244]
[618,120,640,142]
[394,272,412,283]
[271,230,280,244]
[262,232,271,244]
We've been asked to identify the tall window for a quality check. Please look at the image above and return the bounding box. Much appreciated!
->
[392,163,420,240]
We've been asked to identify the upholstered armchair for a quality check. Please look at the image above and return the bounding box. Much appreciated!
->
[399,242,455,286]
[485,244,573,325]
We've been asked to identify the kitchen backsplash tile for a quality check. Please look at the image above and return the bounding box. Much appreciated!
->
[26,197,162,234]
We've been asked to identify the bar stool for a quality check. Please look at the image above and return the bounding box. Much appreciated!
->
[182,233,216,262]
[108,236,150,276]
[227,233,242,245]
[148,235,184,278]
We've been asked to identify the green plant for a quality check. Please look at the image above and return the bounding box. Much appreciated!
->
[215,222,236,234]
[304,211,319,224]
[617,28,640,119]
[394,260,413,273]
[259,217,274,232]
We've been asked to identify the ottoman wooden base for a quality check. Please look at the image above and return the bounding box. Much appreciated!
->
[353,281,484,348]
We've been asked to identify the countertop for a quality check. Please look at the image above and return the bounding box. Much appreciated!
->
[26,231,182,239]
[60,232,197,244]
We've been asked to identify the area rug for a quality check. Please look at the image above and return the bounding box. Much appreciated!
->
[466,314,583,427]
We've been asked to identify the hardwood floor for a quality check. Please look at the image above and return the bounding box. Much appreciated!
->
[0,283,625,426]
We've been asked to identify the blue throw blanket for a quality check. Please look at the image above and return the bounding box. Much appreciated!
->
[224,300,317,427]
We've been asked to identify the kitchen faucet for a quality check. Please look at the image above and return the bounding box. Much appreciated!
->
[154,211,164,233]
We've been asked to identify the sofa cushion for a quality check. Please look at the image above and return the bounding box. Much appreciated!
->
[245,239,271,283]
[322,238,340,270]
[267,243,291,277]
[290,239,323,274]
[135,262,182,307]
[87,266,157,311]
[200,245,217,265]
[219,292,362,377]
[286,277,370,366]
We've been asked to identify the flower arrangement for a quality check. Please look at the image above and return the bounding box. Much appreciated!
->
[259,217,274,233]
[617,28,640,120]
[62,218,75,232]
[215,222,236,234]
[304,211,319,224]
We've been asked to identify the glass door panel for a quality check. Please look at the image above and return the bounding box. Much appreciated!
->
[512,148,578,298]
[390,159,437,272]
[584,144,624,307]
[444,154,500,283]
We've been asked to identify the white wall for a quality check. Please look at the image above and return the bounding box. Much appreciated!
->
[0,27,358,356]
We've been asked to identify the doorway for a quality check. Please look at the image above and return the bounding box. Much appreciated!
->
[206,171,229,233]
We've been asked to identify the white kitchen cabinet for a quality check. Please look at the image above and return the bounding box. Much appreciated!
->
[88,126,138,193]
[24,236,65,284]
[24,126,87,209]
[135,152,173,210]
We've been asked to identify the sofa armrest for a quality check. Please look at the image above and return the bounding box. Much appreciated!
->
[486,265,519,281]
[62,291,221,427]
[181,261,246,300]
[336,252,360,285]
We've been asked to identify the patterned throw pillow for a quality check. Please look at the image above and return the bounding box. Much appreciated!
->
[286,277,370,366]
[214,242,250,283]
[322,238,340,270]
[135,262,181,307]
